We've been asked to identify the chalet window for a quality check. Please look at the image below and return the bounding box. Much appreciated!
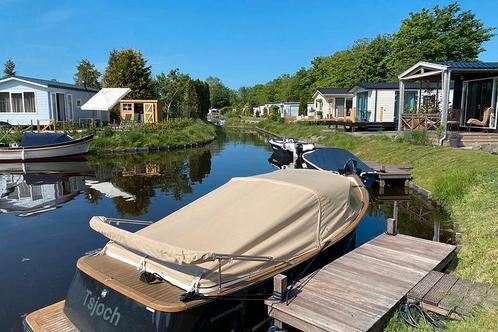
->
[122,103,133,111]
[0,92,9,112]
[11,93,23,113]
[23,92,36,113]
[76,99,82,107]
[423,95,436,108]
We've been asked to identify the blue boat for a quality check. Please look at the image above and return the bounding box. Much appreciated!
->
[302,148,375,187]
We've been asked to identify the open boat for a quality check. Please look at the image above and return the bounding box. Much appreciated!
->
[24,169,368,332]
[0,132,93,162]
[268,137,315,159]
[303,147,376,187]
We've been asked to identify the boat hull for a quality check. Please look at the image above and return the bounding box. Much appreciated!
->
[0,136,93,163]
[25,231,357,332]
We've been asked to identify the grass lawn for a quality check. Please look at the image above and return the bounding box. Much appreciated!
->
[79,119,216,152]
[257,119,498,331]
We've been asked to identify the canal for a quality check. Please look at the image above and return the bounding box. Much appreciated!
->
[0,129,453,331]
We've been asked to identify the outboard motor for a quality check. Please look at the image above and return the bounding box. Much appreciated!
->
[295,143,304,163]
[343,158,358,175]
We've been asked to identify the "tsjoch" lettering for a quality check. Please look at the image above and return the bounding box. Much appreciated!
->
[83,289,121,326]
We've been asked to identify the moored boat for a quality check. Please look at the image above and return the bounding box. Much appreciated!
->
[268,137,314,159]
[303,147,376,187]
[24,169,368,331]
[0,132,93,163]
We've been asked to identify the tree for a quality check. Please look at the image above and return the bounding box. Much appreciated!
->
[156,69,191,119]
[298,95,308,116]
[3,59,15,77]
[102,49,155,99]
[387,2,495,78]
[74,59,101,89]
[206,76,231,108]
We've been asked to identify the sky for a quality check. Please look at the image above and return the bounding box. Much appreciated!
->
[1,0,497,89]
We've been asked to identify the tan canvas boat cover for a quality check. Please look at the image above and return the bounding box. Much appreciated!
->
[90,169,365,292]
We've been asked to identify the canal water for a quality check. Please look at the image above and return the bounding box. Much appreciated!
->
[0,129,453,331]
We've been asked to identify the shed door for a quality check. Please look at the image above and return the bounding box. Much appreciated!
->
[143,103,156,123]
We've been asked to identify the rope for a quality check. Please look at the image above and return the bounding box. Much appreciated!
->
[399,303,447,329]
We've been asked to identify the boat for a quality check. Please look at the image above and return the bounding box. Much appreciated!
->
[268,137,315,159]
[303,147,376,187]
[0,132,93,162]
[24,169,368,332]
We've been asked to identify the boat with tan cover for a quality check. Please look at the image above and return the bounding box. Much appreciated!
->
[24,169,369,332]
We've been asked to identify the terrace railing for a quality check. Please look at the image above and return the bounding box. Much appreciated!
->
[401,113,440,130]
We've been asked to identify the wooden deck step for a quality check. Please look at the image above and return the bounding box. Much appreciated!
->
[265,234,456,332]
[408,271,498,319]
[25,301,78,332]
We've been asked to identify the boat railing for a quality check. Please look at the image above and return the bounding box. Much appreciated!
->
[213,254,289,293]
[103,217,154,226]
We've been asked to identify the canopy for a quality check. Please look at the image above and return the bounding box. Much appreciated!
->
[303,148,374,175]
[81,88,130,111]
[90,169,365,292]
[20,132,72,147]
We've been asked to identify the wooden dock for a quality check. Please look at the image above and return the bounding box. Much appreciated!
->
[265,232,456,332]
[365,161,412,190]
[408,270,498,319]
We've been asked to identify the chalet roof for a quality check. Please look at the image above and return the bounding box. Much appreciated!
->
[354,82,443,90]
[316,87,351,95]
[0,75,99,92]
[432,61,498,70]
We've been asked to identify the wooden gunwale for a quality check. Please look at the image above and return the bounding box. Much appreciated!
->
[76,175,369,313]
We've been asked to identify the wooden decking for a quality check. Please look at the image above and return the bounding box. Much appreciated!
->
[25,301,78,332]
[365,161,412,190]
[265,233,456,332]
[408,270,498,319]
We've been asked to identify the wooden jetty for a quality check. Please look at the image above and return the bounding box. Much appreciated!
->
[265,223,456,332]
[408,270,498,319]
[365,161,412,191]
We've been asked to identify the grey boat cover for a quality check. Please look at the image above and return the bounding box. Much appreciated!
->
[90,169,367,293]
[20,133,72,147]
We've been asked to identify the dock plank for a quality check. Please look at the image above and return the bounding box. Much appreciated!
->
[266,234,456,332]
[423,274,459,306]
[408,271,445,302]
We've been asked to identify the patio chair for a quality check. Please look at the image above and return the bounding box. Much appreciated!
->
[467,107,493,127]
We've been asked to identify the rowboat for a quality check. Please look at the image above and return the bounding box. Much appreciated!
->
[0,133,93,162]
[24,169,369,331]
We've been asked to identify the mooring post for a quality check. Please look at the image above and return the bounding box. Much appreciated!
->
[386,217,398,236]
[273,274,287,301]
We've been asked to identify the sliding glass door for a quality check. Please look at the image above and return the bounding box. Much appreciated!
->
[356,92,368,121]
[462,79,495,127]
[335,98,345,118]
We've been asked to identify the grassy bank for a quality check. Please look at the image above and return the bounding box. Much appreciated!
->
[81,119,216,152]
[257,119,498,331]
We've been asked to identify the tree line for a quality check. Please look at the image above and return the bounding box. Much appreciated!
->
[236,3,495,108]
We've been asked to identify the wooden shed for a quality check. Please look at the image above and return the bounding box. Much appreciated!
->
[119,99,161,123]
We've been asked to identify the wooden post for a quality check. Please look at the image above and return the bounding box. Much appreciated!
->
[273,274,287,301]
[398,80,405,133]
[380,107,384,122]
[386,217,398,236]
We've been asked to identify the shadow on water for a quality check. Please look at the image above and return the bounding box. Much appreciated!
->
[0,128,452,331]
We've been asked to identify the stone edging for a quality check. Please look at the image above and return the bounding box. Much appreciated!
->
[94,138,215,154]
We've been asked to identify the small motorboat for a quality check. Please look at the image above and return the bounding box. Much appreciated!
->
[303,147,376,187]
[268,137,314,159]
[0,132,93,163]
[24,169,368,332]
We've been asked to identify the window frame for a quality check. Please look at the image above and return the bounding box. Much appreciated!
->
[23,92,36,113]
[11,92,24,113]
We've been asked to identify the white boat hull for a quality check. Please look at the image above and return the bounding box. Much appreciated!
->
[0,136,93,162]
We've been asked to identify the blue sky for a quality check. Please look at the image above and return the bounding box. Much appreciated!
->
[1,0,497,89]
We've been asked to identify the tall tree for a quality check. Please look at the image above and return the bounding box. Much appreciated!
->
[3,59,16,77]
[206,76,231,108]
[298,95,308,116]
[156,69,191,119]
[102,49,155,99]
[74,59,101,89]
[387,2,495,78]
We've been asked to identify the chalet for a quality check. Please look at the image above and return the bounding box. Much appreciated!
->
[0,76,99,126]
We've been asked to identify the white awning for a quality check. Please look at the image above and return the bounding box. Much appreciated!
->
[81,88,131,111]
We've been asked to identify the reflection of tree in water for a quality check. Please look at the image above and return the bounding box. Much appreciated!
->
[87,147,212,215]
[84,188,102,204]
[211,128,271,154]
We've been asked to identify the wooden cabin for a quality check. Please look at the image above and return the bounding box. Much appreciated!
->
[119,99,161,123]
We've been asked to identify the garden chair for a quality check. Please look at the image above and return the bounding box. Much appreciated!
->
[467,107,493,127]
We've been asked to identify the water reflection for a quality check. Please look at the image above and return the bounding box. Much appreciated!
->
[87,148,212,215]
[0,162,93,217]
